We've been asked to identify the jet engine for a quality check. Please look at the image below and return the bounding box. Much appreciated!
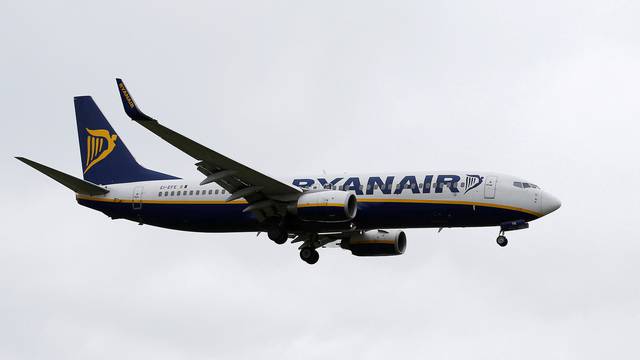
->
[291,190,357,222]
[342,229,407,256]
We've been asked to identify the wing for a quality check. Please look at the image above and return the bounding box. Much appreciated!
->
[115,79,301,219]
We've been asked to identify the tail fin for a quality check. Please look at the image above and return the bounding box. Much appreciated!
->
[74,96,179,184]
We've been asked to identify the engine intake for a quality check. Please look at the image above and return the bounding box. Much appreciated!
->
[293,190,357,222]
[342,229,407,256]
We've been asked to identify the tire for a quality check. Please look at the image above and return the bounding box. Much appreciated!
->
[268,226,286,243]
[308,250,319,264]
[300,248,319,264]
[496,235,508,247]
[273,233,287,244]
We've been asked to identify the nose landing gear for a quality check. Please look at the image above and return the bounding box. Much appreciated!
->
[496,234,508,247]
[496,220,529,247]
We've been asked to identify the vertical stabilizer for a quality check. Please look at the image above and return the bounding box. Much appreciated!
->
[74,96,178,184]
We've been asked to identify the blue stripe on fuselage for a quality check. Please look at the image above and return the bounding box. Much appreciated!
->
[77,198,537,233]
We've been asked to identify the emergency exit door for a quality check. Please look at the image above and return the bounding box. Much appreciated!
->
[484,176,497,199]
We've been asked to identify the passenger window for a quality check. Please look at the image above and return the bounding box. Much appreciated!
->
[222,190,226,194]
[196,190,200,195]
[513,182,523,188]
[164,192,168,196]
[209,190,213,195]
[171,191,175,196]
[189,190,194,195]
[177,191,181,196]
[215,189,219,194]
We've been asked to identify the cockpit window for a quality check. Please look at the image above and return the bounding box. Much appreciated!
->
[514,181,540,189]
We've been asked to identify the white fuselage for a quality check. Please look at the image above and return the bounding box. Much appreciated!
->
[76,171,561,233]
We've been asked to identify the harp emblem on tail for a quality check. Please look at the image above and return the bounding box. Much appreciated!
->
[84,128,118,174]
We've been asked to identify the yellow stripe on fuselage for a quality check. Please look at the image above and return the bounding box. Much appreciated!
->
[75,194,248,205]
[357,198,542,217]
[75,195,541,217]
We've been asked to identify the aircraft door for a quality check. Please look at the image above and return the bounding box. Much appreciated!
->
[132,186,143,210]
[484,176,497,199]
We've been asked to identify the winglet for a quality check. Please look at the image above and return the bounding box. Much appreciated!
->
[116,78,155,121]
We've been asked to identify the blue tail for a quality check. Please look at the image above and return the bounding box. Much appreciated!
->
[74,96,179,184]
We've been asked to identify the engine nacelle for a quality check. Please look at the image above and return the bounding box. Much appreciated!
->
[342,229,407,256]
[292,191,357,222]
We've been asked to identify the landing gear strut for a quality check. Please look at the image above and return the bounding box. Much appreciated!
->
[496,220,529,247]
[267,226,288,245]
[299,247,319,264]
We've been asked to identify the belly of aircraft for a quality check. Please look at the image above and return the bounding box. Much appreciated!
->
[77,198,537,233]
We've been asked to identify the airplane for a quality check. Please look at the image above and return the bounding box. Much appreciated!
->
[16,79,561,264]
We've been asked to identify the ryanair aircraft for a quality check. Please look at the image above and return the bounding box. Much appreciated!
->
[17,79,561,264]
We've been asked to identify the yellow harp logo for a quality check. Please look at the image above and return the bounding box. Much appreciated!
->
[84,128,118,174]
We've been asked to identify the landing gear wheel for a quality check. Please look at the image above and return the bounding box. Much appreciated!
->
[300,248,320,264]
[268,227,288,245]
[496,235,508,247]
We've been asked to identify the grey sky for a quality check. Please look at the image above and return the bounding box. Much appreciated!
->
[1,1,639,359]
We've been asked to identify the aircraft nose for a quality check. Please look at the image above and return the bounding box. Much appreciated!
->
[540,191,561,215]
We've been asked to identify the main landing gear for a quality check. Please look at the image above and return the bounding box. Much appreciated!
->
[267,226,288,245]
[265,230,327,265]
[299,247,320,265]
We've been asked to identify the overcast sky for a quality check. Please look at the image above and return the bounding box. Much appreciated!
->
[1,1,639,359]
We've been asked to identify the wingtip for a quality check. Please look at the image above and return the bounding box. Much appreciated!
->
[116,78,148,121]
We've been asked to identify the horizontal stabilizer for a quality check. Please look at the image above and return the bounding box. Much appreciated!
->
[16,157,109,196]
